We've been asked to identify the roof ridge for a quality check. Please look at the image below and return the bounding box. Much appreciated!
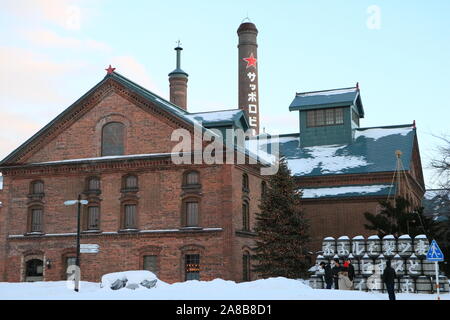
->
[109,72,188,114]
[356,123,414,130]
[188,109,242,115]
[296,86,356,96]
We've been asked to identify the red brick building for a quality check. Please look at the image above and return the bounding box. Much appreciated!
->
[253,86,425,251]
[0,21,426,283]
[0,67,267,283]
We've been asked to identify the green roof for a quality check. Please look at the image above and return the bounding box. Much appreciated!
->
[249,124,416,177]
[289,86,364,117]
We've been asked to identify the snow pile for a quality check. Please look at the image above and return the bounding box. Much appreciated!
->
[288,144,368,176]
[0,276,448,300]
[355,127,412,141]
[101,271,162,290]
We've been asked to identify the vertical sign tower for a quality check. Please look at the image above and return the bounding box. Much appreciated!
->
[237,21,259,135]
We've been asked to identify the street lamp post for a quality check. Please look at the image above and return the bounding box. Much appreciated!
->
[64,195,88,292]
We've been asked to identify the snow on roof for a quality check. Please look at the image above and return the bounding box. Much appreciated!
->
[352,235,365,240]
[253,125,415,177]
[399,235,412,239]
[368,235,380,240]
[301,184,391,199]
[415,235,427,239]
[337,236,350,240]
[383,235,395,240]
[288,144,368,176]
[323,237,335,241]
[354,126,411,141]
[29,152,176,165]
[394,254,401,258]
[185,109,243,124]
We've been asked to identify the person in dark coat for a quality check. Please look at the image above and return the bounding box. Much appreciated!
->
[320,262,333,289]
[382,259,396,300]
[345,259,355,281]
[331,259,341,289]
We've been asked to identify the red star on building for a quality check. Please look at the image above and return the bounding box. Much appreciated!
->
[243,53,257,68]
[105,65,116,74]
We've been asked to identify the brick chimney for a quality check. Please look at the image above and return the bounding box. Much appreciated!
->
[237,21,259,135]
[168,43,188,110]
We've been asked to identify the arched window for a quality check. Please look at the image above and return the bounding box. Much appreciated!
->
[243,251,251,281]
[101,122,125,156]
[87,177,100,192]
[86,205,100,230]
[25,259,44,282]
[182,170,200,188]
[29,207,43,233]
[261,181,267,198]
[183,200,199,227]
[242,173,249,192]
[186,171,199,185]
[125,175,138,189]
[242,201,249,231]
[123,203,137,229]
[30,181,44,194]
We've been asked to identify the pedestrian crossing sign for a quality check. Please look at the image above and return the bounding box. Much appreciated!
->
[426,240,444,262]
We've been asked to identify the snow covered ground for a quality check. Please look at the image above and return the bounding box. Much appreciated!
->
[0,276,448,300]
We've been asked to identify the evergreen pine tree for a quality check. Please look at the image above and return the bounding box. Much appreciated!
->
[364,196,442,239]
[252,158,310,279]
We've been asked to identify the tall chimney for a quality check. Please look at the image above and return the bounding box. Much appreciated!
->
[168,43,188,110]
[237,21,259,135]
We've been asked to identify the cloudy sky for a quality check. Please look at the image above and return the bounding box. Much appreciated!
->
[1,0,449,188]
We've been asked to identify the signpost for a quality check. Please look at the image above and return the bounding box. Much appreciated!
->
[80,244,100,254]
[64,196,88,292]
[426,240,444,300]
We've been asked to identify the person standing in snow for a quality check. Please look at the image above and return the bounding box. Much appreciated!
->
[344,259,355,282]
[331,259,341,289]
[320,262,333,289]
[338,270,353,290]
[382,259,396,301]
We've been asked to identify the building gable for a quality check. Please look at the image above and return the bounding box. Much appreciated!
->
[0,73,202,166]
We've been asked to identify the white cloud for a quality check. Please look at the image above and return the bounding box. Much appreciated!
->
[0,111,43,161]
[111,56,164,96]
[21,28,111,51]
[5,0,85,30]
[0,46,86,104]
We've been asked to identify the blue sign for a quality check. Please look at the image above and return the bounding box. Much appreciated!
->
[426,240,444,262]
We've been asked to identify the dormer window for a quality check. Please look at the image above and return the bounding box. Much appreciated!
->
[306,108,344,127]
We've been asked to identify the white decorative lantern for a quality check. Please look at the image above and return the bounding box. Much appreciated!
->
[414,235,429,258]
[382,235,397,257]
[367,235,381,258]
[322,237,336,258]
[406,254,421,277]
[351,235,366,258]
[397,235,413,258]
[337,236,351,258]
